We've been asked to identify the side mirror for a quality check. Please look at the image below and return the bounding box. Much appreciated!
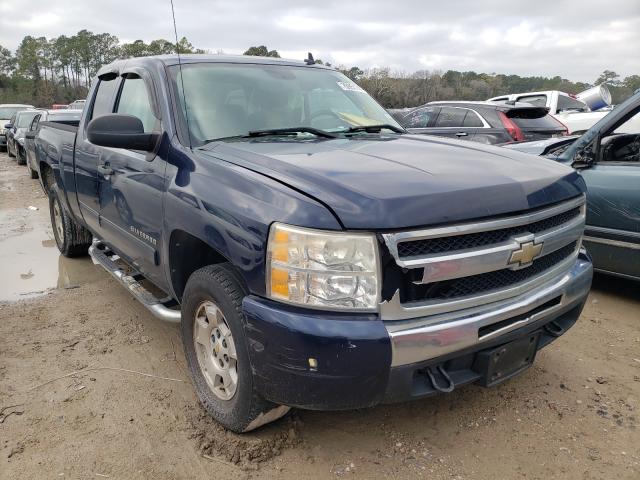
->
[87,114,158,151]
[5,123,13,129]
[571,145,596,169]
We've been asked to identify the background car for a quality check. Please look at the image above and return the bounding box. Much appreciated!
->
[68,99,86,110]
[397,101,568,144]
[503,90,640,281]
[24,109,82,178]
[0,103,34,150]
[6,109,42,164]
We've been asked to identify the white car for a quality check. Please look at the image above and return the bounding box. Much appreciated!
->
[0,104,35,150]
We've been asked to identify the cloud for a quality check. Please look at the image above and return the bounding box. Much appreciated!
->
[0,0,638,82]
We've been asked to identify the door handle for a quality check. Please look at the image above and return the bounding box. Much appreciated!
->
[455,132,468,137]
[97,164,114,178]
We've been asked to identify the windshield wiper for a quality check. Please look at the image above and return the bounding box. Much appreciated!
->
[342,124,405,134]
[247,127,338,139]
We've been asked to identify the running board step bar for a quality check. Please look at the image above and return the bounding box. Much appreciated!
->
[88,239,181,323]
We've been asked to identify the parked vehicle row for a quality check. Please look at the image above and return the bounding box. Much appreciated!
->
[27,54,592,433]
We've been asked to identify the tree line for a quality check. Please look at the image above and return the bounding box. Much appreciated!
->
[1,35,638,109]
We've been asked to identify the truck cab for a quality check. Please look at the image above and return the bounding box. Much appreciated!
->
[36,55,593,433]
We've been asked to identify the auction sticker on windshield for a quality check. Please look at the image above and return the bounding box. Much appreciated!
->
[337,81,366,93]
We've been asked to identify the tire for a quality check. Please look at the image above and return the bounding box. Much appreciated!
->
[181,264,289,432]
[16,146,26,165]
[7,142,15,158]
[49,187,92,257]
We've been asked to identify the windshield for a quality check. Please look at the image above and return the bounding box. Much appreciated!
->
[0,107,28,119]
[16,111,39,128]
[170,63,400,145]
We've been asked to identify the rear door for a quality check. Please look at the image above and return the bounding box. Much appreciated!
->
[96,72,166,286]
[424,106,485,141]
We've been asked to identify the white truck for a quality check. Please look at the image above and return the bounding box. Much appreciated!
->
[488,86,611,134]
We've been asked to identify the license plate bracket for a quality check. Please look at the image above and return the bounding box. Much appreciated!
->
[473,333,540,387]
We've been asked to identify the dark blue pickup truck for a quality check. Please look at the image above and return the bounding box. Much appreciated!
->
[34,54,593,432]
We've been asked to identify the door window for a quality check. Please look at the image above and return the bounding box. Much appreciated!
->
[557,95,587,113]
[403,107,437,128]
[463,110,484,127]
[434,107,467,127]
[116,76,157,132]
[90,77,119,120]
[30,114,41,131]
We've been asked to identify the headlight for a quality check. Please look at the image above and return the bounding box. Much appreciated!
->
[266,223,380,311]
[17,137,24,146]
[0,128,5,135]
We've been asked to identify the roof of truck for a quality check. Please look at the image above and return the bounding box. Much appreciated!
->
[97,54,333,78]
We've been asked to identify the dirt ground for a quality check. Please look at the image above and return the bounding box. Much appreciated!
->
[0,152,639,480]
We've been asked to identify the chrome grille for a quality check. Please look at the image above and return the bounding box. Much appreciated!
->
[402,241,577,302]
[397,207,581,258]
[380,195,586,321]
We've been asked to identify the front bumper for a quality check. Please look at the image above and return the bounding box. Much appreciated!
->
[242,253,592,410]
[0,135,6,147]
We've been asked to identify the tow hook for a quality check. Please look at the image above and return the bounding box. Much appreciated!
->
[426,365,454,393]
[544,320,565,338]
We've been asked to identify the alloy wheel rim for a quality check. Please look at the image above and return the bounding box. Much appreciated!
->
[193,300,238,401]
[53,201,64,243]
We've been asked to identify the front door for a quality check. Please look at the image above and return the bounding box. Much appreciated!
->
[96,73,166,286]
[75,74,121,232]
[581,109,640,279]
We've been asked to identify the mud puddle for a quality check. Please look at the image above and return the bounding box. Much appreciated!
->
[0,207,98,301]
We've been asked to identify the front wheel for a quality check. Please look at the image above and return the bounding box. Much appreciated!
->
[181,264,289,432]
[49,187,92,257]
[16,146,26,165]
[27,159,38,179]
[7,142,15,158]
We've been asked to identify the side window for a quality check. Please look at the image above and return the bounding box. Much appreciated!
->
[516,95,547,108]
[463,110,484,127]
[403,107,437,128]
[557,95,587,113]
[30,114,41,131]
[434,107,467,127]
[116,76,157,133]
[90,77,119,120]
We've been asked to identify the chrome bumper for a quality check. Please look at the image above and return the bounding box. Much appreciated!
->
[385,256,592,367]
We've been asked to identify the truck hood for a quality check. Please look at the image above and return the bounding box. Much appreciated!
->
[198,134,585,230]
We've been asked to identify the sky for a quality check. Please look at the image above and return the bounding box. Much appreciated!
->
[0,0,638,83]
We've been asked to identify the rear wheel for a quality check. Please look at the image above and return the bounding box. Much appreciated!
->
[181,264,289,432]
[49,187,92,257]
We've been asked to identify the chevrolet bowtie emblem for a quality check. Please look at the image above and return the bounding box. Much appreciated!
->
[509,240,543,266]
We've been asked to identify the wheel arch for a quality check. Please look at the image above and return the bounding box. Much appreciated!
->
[168,229,237,301]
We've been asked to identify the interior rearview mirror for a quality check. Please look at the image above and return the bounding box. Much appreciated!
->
[87,114,158,152]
